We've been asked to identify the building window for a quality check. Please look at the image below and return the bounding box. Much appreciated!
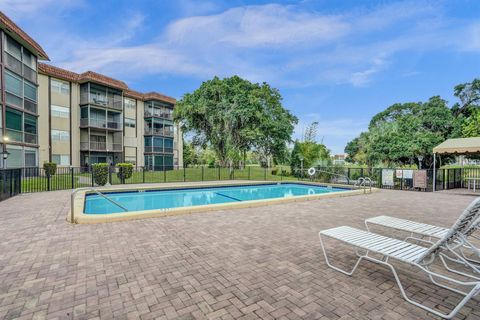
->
[6,146,23,168]
[51,129,69,141]
[5,36,21,60]
[52,154,70,166]
[5,70,22,97]
[124,156,136,165]
[5,108,22,142]
[51,105,70,118]
[25,149,37,167]
[124,98,136,110]
[22,50,36,71]
[24,81,37,102]
[125,118,135,128]
[51,79,70,95]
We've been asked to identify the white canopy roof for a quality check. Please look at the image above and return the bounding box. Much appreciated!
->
[433,137,480,154]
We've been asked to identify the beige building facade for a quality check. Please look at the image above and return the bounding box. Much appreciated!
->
[0,12,182,169]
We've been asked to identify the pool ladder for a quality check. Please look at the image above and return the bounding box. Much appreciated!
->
[355,177,373,193]
[70,187,128,223]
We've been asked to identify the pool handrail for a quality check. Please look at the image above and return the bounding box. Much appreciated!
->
[70,187,129,223]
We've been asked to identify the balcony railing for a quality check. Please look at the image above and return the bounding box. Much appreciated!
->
[6,129,37,144]
[144,128,174,137]
[144,109,173,120]
[80,93,123,110]
[80,118,122,130]
[80,142,122,152]
[144,146,174,153]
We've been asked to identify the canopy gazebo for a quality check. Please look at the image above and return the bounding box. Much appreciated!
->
[433,137,480,191]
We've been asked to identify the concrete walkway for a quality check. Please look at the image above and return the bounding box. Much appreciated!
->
[0,188,479,319]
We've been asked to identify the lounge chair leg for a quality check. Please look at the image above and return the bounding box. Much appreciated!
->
[425,265,469,296]
[319,233,364,276]
[364,256,480,319]
[439,254,480,281]
[364,220,371,232]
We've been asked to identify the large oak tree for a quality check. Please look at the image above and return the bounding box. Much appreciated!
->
[174,76,297,167]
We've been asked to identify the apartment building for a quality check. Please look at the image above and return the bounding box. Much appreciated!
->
[0,12,182,169]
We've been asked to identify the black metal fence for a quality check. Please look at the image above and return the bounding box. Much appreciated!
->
[19,166,290,193]
[0,166,479,202]
[0,168,21,201]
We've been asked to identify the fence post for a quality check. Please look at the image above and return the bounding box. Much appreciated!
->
[347,168,351,180]
[108,166,112,185]
[264,167,267,181]
[218,167,221,180]
[71,167,74,189]
[142,167,145,183]
[184,166,186,182]
[47,175,51,191]
[164,166,166,183]
[248,166,251,180]
[202,166,204,181]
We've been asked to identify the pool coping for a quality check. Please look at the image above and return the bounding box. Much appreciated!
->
[69,180,376,224]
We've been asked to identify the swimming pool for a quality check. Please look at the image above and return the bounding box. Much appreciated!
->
[84,183,349,214]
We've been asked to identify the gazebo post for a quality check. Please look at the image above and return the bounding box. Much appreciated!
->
[433,153,436,192]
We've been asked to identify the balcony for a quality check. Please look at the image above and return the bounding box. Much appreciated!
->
[80,118,122,130]
[144,146,174,154]
[144,109,173,120]
[80,93,123,111]
[80,141,122,152]
[6,129,37,145]
[144,128,174,137]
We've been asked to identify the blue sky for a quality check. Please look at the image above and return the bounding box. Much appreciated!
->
[2,0,480,154]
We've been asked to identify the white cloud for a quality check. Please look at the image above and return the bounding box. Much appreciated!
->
[3,1,478,88]
[166,4,350,48]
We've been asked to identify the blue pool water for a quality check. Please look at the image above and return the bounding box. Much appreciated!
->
[84,183,349,214]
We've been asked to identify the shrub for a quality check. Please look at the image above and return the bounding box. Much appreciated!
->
[116,163,134,183]
[92,163,109,186]
[43,162,57,177]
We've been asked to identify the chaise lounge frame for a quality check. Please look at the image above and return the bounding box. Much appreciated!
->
[319,198,480,319]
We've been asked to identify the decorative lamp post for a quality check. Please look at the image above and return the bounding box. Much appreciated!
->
[1,136,9,168]
[417,155,424,170]
[0,150,10,169]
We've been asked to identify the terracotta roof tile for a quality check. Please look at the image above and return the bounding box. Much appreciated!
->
[78,71,129,90]
[0,11,49,60]
[124,89,144,100]
[143,92,176,104]
[38,63,78,82]
[38,63,175,104]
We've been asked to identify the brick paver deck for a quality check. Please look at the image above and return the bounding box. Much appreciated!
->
[0,188,479,319]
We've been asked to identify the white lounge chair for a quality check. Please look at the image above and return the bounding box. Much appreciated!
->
[319,202,480,319]
[365,198,480,269]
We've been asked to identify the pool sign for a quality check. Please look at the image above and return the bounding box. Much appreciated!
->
[413,170,427,189]
[403,170,413,179]
[382,169,395,186]
[396,169,413,179]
